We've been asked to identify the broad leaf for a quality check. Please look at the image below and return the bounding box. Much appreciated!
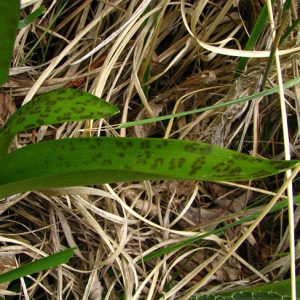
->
[0,0,19,85]
[0,88,119,156]
[191,275,300,299]
[0,88,298,199]
[0,136,298,198]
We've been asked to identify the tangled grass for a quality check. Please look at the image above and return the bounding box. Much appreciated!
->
[0,0,299,299]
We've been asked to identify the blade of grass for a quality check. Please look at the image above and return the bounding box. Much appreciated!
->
[183,164,300,298]
[266,0,297,296]
[279,15,300,45]
[139,192,300,264]
[18,0,69,67]
[234,0,275,78]
[140,1,160,99]
[0,248,76,284]
[18,6,45,29]
[260,2,290,90]
[117,75,300,129]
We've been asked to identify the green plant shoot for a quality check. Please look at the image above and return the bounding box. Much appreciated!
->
[0,88,298,199]
[0,0,19,85]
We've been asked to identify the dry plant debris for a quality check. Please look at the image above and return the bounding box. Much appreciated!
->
[0,0,299,298]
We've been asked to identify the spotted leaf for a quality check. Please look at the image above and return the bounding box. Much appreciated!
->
[0,88,119,155]
[0,137,298,198]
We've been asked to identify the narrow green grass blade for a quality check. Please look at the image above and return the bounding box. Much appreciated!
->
[0,137,298,198]
[234,0,275,78]
[118,75,300,129]
[193,291,293,299]
[18,1,69,67]
[0,0,19,85]
[18,6,45,29]
[0,248,75,284]
[0,88,119,156]
[279,15,300,45]
[140,194,300,264]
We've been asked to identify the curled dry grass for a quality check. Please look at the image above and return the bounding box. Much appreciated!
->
[0,0,299,299]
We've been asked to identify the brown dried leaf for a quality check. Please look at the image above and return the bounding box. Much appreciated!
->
[0,253,16,295]
[0,93,16,126]
[177,206,229,230]
[175,248,241,284]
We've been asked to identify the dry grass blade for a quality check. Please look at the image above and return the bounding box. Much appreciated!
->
[1,1,299,298]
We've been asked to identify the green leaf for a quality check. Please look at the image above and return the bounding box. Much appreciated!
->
[140,195,300,264]
[192,292,292,299]
[191,275,300,299]
[18,6,45,29]
[234,0,275,78]
[279,15,300,45]
[0,136,298,199]
[0,248,75,284]
[117,76,300,129]
[0,88,119,156]
[18,1,69,67]
[0,0,19,85]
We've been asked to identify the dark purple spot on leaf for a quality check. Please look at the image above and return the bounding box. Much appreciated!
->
[198,144,213,154]
[270,160,294,170]
[29,106,42,114]
[178,157,186,168]
[40,113,49,118]
[45,106,52,113]
[189,155,206,175]
[16,116,25,124]
[72,91,84,97]
[136,151,151,165]
[56,89,67,95]
[212,162,227,173]
[71,107,85,114]
[169,158,176,170]
[95,139,102,146]
[80,113,94,119]
[56,112,72,122]
[250,170,270,177]
[168,157,185,170]
[185,144,197,153]
[42,95,50,102]
[92,153,102,161]
[103,158,112,165]
[151,158,164,169]
[115,139,133,150]
[141,140,150,149]
[24,124,36,130]
[228,167,242,176]
[45,100,57,106]
[36,119,44,125]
